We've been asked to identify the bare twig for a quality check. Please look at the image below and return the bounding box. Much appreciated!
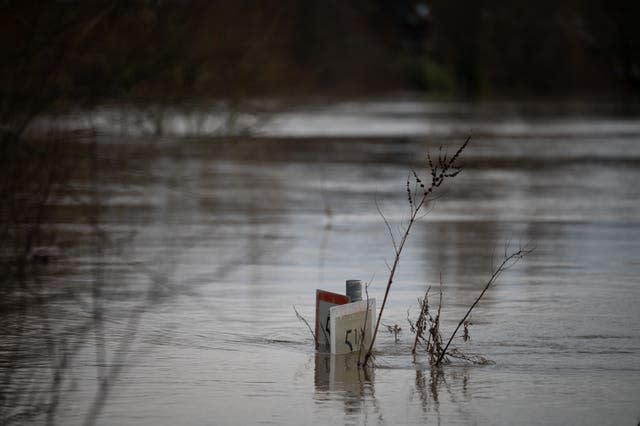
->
[429,278,445,364]
[410,286,430,355]
[293,305,317,347]
[435,244,534,366]
[383,323,402,343]
[409,276,447,364]
[357,279,372,365]
[375,195,397,254]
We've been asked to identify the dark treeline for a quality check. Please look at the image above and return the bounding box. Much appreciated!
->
[2,0,640,124]
[429,0,640,97]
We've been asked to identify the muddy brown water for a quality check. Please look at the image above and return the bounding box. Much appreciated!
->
[3,100,640,425]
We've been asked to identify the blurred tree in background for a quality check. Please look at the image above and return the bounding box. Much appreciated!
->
[427,0,640,97]
[2,0,640,123]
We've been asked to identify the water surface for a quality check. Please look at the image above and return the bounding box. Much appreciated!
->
[3,100,640,425]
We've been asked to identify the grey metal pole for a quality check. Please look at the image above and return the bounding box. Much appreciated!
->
[345,279,362,302]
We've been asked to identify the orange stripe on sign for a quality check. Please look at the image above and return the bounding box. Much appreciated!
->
[317,290,350,305]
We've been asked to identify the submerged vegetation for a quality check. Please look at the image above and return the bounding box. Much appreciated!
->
[361,137,470,367]
[407,243,533,367]
[298,136,533,369]
[362,136,532,367]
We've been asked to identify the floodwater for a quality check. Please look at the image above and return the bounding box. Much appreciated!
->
[3,100,640,425]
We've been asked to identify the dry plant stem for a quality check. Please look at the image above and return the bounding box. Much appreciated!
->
[357,280,372,365]
[293,305,317,347]
[411,286,430,355]
[363,200,422,367]
[363,137,470,367]
[434,246,533,366]
[430,279,444,364]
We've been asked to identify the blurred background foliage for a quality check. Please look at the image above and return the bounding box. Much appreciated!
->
[2,0,640,125]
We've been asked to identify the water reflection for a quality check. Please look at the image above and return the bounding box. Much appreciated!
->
[313,352,476,425]
[314,353,371,391]
[314,353,380,420]
[411,366,473,425]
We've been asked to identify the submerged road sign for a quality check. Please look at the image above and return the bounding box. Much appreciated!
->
[315,290,350,350]
[329,299,376,355]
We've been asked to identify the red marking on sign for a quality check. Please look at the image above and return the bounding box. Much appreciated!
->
[315,290,350,350]
[316,290,350,305]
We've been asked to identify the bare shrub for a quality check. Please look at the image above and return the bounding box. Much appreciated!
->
[407,243,533,366]
[362,137,470,367]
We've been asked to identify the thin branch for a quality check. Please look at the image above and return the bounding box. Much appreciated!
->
[357,279,372,364]
[411,286,430,355]
[384,259,392,272]
[375,195,397,254]
[435,245,534,366]
[293,305,317,347]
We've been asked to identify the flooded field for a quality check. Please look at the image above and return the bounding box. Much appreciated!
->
[3,100,640,425]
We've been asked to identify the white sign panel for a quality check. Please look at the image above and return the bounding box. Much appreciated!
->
[329,299,376,355]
